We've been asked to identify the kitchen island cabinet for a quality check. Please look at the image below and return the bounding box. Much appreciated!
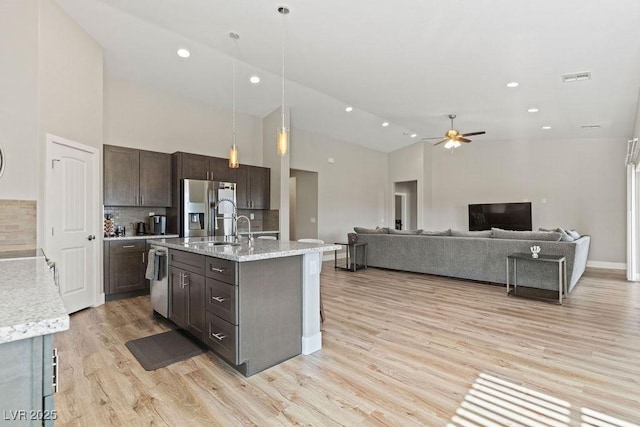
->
[0,256,69,425]
[155,237,339,376]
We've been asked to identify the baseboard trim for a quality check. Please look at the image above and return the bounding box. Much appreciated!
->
[586,261,627,270]
[301,332,322,355]
[94,292,106,307]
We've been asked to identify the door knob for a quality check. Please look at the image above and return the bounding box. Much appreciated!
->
[87,235,95,241]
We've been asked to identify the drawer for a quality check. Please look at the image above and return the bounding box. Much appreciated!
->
[205,312,238,364]
[205,278,237,324]
[169,249,205,275]
[109,239,146,253]
[205,257,236,285]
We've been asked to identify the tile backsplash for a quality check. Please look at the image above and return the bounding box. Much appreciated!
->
[104,207,167,236]
[0,200,37,251]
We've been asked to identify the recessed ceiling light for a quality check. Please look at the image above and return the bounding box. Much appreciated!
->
[345,106,353,112]
[542,126,552,130]
[249,75,261,84]
[506,82,519,88]
[177,48,190,58]
[410,133,417,138]
[528,108,539,113]
[382,122,389,127]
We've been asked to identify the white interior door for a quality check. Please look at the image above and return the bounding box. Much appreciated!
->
[46,135,99,313]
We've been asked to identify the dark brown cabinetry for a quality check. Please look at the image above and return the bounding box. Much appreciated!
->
[168,249,301,376]
[104,145,171,207]
[168,250,206,340]
[104,239,148,297]
[235,165,270,209]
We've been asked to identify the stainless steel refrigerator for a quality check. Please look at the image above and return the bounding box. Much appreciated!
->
[181,179,236,238]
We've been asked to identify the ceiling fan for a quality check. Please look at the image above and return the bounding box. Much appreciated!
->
[422,114,486,149]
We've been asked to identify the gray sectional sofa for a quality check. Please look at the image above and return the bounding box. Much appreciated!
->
[353,229,590,292]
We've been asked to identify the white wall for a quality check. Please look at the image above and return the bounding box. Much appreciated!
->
[388,142,425,229]
[262,107,290,239]
[430,137,627,263]
[0,0,39,200]
[290,169,318,240]
[105,77,264,164]
[290,127,388,244]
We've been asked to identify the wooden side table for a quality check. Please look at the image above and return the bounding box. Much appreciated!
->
[334,242,368,272]
[506,252,567,304]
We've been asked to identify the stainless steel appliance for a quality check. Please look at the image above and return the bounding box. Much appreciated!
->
[150,245,168,317]
[150,215,166,235]
[181,179,236,238]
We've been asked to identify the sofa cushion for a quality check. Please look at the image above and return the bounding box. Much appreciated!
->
[422,229,452,236]
[494,228,562,241]
[451,230,493,238]
[388,228,423,235]
[566,229,581,240]
[354,226,386,234]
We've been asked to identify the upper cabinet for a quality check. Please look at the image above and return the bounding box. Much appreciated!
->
[104,145,171,207]
[236,165,270,209]
[173,152,235,182]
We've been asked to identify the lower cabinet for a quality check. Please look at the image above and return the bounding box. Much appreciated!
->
[0,334,58,426]
[104,240,149,299]
[168,249,302,376]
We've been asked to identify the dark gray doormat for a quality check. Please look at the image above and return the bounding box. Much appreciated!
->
[125,330,208,371]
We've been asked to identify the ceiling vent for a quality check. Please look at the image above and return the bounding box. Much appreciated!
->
[581,124,601,129]
[561,71,591,82]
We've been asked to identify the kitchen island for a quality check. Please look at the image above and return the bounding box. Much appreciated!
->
[0,252,69,425]
[152,237,340,376]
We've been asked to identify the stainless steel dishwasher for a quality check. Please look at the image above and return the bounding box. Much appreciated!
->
[149,245,169,318]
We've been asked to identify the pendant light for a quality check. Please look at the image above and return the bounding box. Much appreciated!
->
[228,32,240,168]
[277,6,290,156]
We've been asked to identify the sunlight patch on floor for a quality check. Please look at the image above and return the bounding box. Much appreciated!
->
[447,373,638,427]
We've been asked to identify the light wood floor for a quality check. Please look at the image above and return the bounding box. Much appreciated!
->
[54,265,640,426]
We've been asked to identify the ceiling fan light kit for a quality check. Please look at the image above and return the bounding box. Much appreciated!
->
[426,114,486,149]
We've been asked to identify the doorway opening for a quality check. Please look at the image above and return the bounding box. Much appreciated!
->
[393,180,418,230]
[289,169,319,241]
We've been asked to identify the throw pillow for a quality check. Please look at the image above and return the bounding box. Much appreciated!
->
[555,227,574,242]
[354,226,384,234]
[450,230,493,238]
[422,229,452,236]
[493,228,562,241]
[388,228,423,235]
[566,229,581,240]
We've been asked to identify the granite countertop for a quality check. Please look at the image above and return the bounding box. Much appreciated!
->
[104,234,179,241]
[0,256,69,344]
[0,248,45,260]
[152,237,341,262]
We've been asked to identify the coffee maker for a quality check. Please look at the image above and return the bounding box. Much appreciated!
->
[150,215,167,235]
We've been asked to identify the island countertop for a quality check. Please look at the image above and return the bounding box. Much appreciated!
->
[151,237,341,262]
[0,256,69,344]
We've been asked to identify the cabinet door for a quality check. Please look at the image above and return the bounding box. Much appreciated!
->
[210,156,235,183]
[140,150,171,207]
[180,153,209,180]
[108,241,147,294]
[235,165,250,209]
[104,145,139,206]
[169,265,187,328]
[249,166,270,209]
[185,272,205,340]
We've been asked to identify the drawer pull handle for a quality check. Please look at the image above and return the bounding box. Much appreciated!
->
[122,245,135,248]
[210,266,226,273]
[210,332,226,341]
[52,348,59,393]
[211,296,226,303]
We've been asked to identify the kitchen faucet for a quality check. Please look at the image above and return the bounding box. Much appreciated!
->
[235,215,253,245]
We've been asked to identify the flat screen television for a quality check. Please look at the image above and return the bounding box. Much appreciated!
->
[468,202,532,231]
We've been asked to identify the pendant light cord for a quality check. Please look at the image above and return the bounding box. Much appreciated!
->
[281,11,286,128]
[232,46,236,145]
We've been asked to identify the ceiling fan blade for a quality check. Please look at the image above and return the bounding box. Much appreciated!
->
[461,131,486,137]
[433,139,449,146]
[457,137,471,143]
[421,136,445,140]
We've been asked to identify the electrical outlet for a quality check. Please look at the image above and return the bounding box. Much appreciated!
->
[310,217,316,223]
[328,157,335,163]
[250,213,254,220]
[149,212,155,216]
[541,198,547,204]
